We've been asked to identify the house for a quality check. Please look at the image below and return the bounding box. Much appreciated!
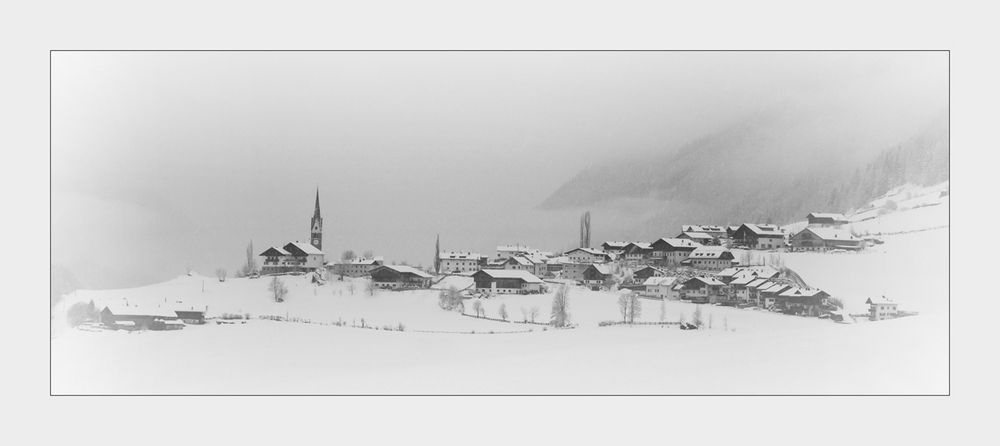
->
[472,269,544,294]
[714,267,745,284]
[100,304,183,331]
[439,251,483,273]
[330,257,384,277]
[677,231,716,245]
[790,227,864,251]
[728,274,760,304]
[632,265,666,282]
[601,241,629,256]
[649,238,699,267]
[681,247,737,270]
[174,310,206,325]
[678,276,725,303]
[681,225,728,240]
[502,254,548,278]
[758,282,793,308]
[260,241,326,275]
[730,224,786,250]
[582,264,613,287]
[369,265,434,289]
[642,276,679,300]
[559,262,592,282]
[866,296,899,321]
[777,287,831,316]
[746,278,771,305]
[807,212,849,227]
[621,242,653,263]
[564,247,613,264]
[496,244,548,260]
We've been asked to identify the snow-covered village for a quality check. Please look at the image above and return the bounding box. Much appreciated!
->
[49,51,950,396]
[51,180,948,394]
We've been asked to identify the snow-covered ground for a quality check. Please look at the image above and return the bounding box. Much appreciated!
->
[51,183,949,394]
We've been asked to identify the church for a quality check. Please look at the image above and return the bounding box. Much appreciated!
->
[259,189,327,275]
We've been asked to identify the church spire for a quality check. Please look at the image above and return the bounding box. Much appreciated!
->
[310,188,323,251]
[313,187,321,220]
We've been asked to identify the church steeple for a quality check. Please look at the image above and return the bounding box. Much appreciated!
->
[310,188,323,251]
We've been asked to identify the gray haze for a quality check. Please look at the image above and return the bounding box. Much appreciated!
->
[51,51,947,289]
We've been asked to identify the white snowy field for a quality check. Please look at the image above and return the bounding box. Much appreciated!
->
[51,188,948,394]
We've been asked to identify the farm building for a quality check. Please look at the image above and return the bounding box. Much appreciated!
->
[601,241,629,256]
[680,225,728,240]
[564,247,613,264]
[777,287,832,316]
[632,265,666,281]
[678,276,725,303]
[260,241,326,275]
[806,212,849,227]
[642,276,679,300]
[100,304,184,331]
[649,237,699,266]
[438,251,483,273]
[758,282,794,309]
[621,242,653,262]
[472,269,544,294]
[677,231,715,245]
[790,227,864,251]
[731,224,786,250]
[370,265,434,290]
[681,247,737,270]
[582,264,613,286]
[330,257,384,277]
[866,296,899,321]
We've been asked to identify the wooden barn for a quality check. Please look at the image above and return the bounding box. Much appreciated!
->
[678,276,725,304]
[777,287,831,316]
[100,304,184,331]
[370,265,434,290]
[730,224,786,250]
[472,269,544,294]
[681,247,737,270]
[806,212,849,227]
[790,227,864,251]
[649,237,699,266]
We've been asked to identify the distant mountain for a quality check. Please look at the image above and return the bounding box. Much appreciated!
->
[539,110,948,238]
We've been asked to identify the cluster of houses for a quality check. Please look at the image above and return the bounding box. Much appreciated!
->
[99,302,206,331]
[244,192,896,320]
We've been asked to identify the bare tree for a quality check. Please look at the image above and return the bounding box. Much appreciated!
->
[498,303,508,321]
[618,293,630,323]
[237,239,256,277]
[692,305,704,328]
[520,307,529,323]
[529,306,540,323]
[627,293,642,324]
[472,300,483,318]
[269,276,288,302]
[215,268,227,282]
[347,280,356,295]
[365,279,376,296]
[708,312,714,329]
[659,298,666,322]
[550,285,570,327]
[341,249,356,261]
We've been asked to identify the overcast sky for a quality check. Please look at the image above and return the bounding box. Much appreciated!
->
[51,51,947,288]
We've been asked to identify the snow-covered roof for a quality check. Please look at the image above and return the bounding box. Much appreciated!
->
[626,242,653,250]
[565,247,610,257]
[440,251,481,259]
[652,238,700,249]
[687,247,734,259]
[716,267,742,277]
[340,257,383,265]
[778,287,828,298]
[506,255,534,266]
[760,283,793,294]
[729,274,759,286]
[589,264,613,275]
[102,303,177,318]
[643,276,677,287]
[684,276,724,287]
[601,241,629,249]
[747,278,770,288]
[797,227,860,242]
[475,269,543,283]
[431,275,475,290]
[286,242,324,255]
[808,212,848,221]
[260,246,291,256]
[866,296,896,305]
[680,231,714,240]
[377,265,434,278]
[741,224,785,237]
